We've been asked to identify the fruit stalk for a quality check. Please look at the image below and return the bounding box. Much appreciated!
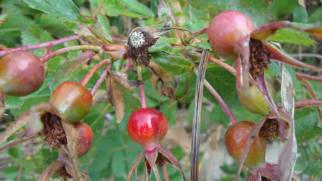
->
[91,67,109,95]
[0,35,80,57]
[296,72,322,82]
[162,164,170,181]
[295,99,322,109]
[204,79,238,124]
[191,50,208,181]
[81,60,110,86]
[209,56,236,76]
[136,65,147,108]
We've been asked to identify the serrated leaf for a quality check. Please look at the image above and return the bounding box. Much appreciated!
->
[37,14,73,37]
[267,28,315,46]
[23,0,80,21]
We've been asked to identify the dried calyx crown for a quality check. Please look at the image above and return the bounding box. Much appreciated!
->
[127,27,158,66]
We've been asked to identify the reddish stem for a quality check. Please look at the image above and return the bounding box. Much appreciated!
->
[81,60,109,86]
[91,67,109,95]
[39,160,65,181]
[162,164,169,181]
[297,77,322,121]
[296,72,322,82]
[40,45,101,62]
[136,65,147,108]
[295,99,322,109]
[0,91,4,118]
[0,35,80,57]
[203,79,238,125]
[139,83,147,108]
[209,56,236,76]
[193,27,208,36]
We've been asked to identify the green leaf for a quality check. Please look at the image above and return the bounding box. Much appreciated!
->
[112,151,126,178]
[269,0,298,19]
[96,15,113,42]
[309,6,322,22]
[121,0,154,17]
[23,0,80,21]
[205,64,237,105]
[160,100,177,125]
[37,14,73,37]
[153,56,194,75]
[267,28,316,46]
[104,0,141,18]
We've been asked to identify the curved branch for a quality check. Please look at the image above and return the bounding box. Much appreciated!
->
[81,60,110,86]
[38,160,64,181]
[295,99,322,109]
[203,79,238,125]
[0,35,80,57]
[209,56,236,76]
[41,45,101,62]
[296,73,322,82]
[91,66,110,95]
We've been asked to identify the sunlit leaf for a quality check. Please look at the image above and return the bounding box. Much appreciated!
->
[23,0,80,21]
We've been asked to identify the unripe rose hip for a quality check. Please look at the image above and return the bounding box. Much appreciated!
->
[225,120,266,168]
[0,51,44,96]
[74,122,94,156]
[51,81,92,122]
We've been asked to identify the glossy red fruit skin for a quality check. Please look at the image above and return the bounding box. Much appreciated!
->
[0,51,44,96]
[51,81,92,123]
[207,10,256,57]
[74,122,94,156]
[225,120,266,168]
[127,108,168,146]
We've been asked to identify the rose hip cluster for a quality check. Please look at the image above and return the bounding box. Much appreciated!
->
[50,81,94,157]
[0,50,94,179]
[0,50,94,156]
[204,9,321,180]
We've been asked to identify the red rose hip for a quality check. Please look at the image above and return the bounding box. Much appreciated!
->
[0,51,44,96]
[207,10,256,57]
[127,108,168,146]
[51,81,92,122]
[74,122,94,156]
[225,120,266,168]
